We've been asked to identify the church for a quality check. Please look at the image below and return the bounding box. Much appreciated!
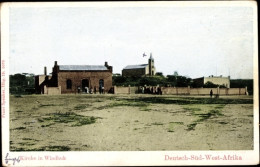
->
[35,61,113,94]
[122,53,156,77]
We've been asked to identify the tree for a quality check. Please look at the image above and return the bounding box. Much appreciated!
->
[173,71,178,77]
[10,73,35,94]
[156,72,163,76]
[166,75,191,87]
[203,81,219,88]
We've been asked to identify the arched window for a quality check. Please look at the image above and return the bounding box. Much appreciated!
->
[99,79,104,88]
[67,79,72,89]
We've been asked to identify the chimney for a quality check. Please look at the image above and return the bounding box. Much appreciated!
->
[105,62,108,67]
[44,67,47,75]
[55,61,57,66]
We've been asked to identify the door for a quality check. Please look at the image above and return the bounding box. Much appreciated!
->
[82,79,89,92]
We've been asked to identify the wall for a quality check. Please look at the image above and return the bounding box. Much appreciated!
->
[161,87,190,95]
[114,86,130,94]
[114,86,248,95]
[228,88,247,95]
[43,86,61,95]
[190,88,218,95]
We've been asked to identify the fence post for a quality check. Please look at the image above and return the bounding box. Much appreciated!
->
[188,86,190,95]
[226,88,228,95]
[217,87,220,95]
[114,86,117,94]
[129,85,131,94]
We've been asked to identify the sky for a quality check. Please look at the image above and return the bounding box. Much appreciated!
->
[8,3,255,79]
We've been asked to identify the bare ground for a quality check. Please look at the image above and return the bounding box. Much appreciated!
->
[9,94,253,151]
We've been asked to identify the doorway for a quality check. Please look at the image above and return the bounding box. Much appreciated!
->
[82,79,89,92]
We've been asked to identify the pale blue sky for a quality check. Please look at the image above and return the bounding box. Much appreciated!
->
[9,6,254,79]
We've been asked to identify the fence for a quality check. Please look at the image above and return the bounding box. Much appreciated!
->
[114,86,248,95]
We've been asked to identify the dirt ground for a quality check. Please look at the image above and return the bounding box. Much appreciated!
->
[9,94,254,151]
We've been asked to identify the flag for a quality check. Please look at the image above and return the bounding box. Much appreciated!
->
[143,53,147,57]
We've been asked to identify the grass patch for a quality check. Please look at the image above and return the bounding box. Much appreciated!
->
[22,138,40,142]
[152,122,164,125]
[13,127,26,130]
[15,110,23,112]
[219,121,228,124]
[39,112,97,127]
[37,118,44,122]
[97,100,149,110]
[182,107,201,112]
[14,95,22,98]
[187,123,197,131]
[74,104,91,110]
[18,142,35,146]
[72,116,96,127]
[168,122,184,132]
[124,97,253,105]
[140,106,151,111]
[44,145,71,151]
[41,123,55,127]
[39,104,56,107]
[96,99,103,102]
[185,105,225,131]
[169,122,184,125]
[10,145,71,151]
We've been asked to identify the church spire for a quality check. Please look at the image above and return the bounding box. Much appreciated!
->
[149,53,154,60]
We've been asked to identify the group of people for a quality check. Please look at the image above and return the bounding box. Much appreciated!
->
[140,86,162,95]
[77,86,105,94]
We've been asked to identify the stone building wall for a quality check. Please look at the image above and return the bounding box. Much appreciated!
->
[193,76,230,88]
[122,68,147,77]
[58,71,112,94]
[204,76,230,88]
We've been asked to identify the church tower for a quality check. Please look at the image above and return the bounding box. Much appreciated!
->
[148,53,155,76]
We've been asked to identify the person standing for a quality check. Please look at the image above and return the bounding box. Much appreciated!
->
[78,86,81,94]
[102,86,105,94]
[210,89,213,98]
[94,86,97,94]
[99,86,102,94]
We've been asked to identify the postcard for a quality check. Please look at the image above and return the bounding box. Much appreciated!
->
[1,1,259,166]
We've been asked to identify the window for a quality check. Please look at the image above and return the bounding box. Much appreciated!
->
[99,79,104,87]
[67,79,72,89]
